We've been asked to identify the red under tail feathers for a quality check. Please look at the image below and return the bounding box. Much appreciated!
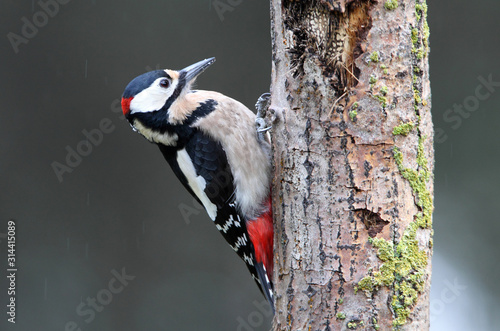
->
[246,197,274,279]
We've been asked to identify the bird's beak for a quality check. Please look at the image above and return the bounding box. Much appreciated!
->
[181,57,216,83]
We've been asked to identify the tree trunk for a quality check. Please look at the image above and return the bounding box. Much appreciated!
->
[268,0,433,330]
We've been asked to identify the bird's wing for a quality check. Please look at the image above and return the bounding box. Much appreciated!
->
[158,131,272,303]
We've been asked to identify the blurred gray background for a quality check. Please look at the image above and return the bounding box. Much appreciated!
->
[0,1,498,330]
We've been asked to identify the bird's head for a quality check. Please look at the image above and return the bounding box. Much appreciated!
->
[121,58,216,127]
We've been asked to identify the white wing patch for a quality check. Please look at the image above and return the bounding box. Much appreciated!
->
[176,148,217,220]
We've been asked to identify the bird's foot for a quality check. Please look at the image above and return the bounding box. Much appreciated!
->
[255,92,271,119]
[255,93,272,140]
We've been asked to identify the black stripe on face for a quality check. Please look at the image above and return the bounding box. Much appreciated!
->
[131,99,218,147]
[162,71,187,110]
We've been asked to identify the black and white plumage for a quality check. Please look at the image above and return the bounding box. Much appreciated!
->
[121,58,274,311]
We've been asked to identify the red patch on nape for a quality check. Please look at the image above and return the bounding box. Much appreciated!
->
[121,97,133,116]
[247,196,274,279]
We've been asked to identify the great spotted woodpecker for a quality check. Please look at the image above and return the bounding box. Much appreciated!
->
[121,58,274,311]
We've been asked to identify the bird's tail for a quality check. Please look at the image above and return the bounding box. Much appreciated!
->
[254,260,275,314]
[247,197,274,312]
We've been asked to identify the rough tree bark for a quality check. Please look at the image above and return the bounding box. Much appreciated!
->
[268,0,433,330]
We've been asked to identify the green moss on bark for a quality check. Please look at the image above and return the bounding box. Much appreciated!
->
[370,51,380,63]
[374,94,388,107]
[413,0,430,58]
[393,122,415,136]
[349,110,358,121]
[357,200,430,326]
[356,1,433,328]
[384,0,398,10]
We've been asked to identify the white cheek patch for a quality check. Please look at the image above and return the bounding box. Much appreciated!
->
[176,149,217,220]
[130,78,178,114]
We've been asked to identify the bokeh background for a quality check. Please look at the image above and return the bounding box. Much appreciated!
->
[0,1,498,330]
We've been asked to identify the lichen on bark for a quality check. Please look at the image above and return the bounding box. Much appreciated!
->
[356,0,433,328]
[357,135,432,327]
[270,0,433,329]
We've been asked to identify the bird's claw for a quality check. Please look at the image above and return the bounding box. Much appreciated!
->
[255,118,270,133]
[257,126,272,133]
[255,93,272,143]
[255,92,271,119]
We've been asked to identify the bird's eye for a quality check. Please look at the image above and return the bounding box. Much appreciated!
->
[160,79,170,88]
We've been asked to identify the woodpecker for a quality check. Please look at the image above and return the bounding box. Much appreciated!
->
[121,58,274,311]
